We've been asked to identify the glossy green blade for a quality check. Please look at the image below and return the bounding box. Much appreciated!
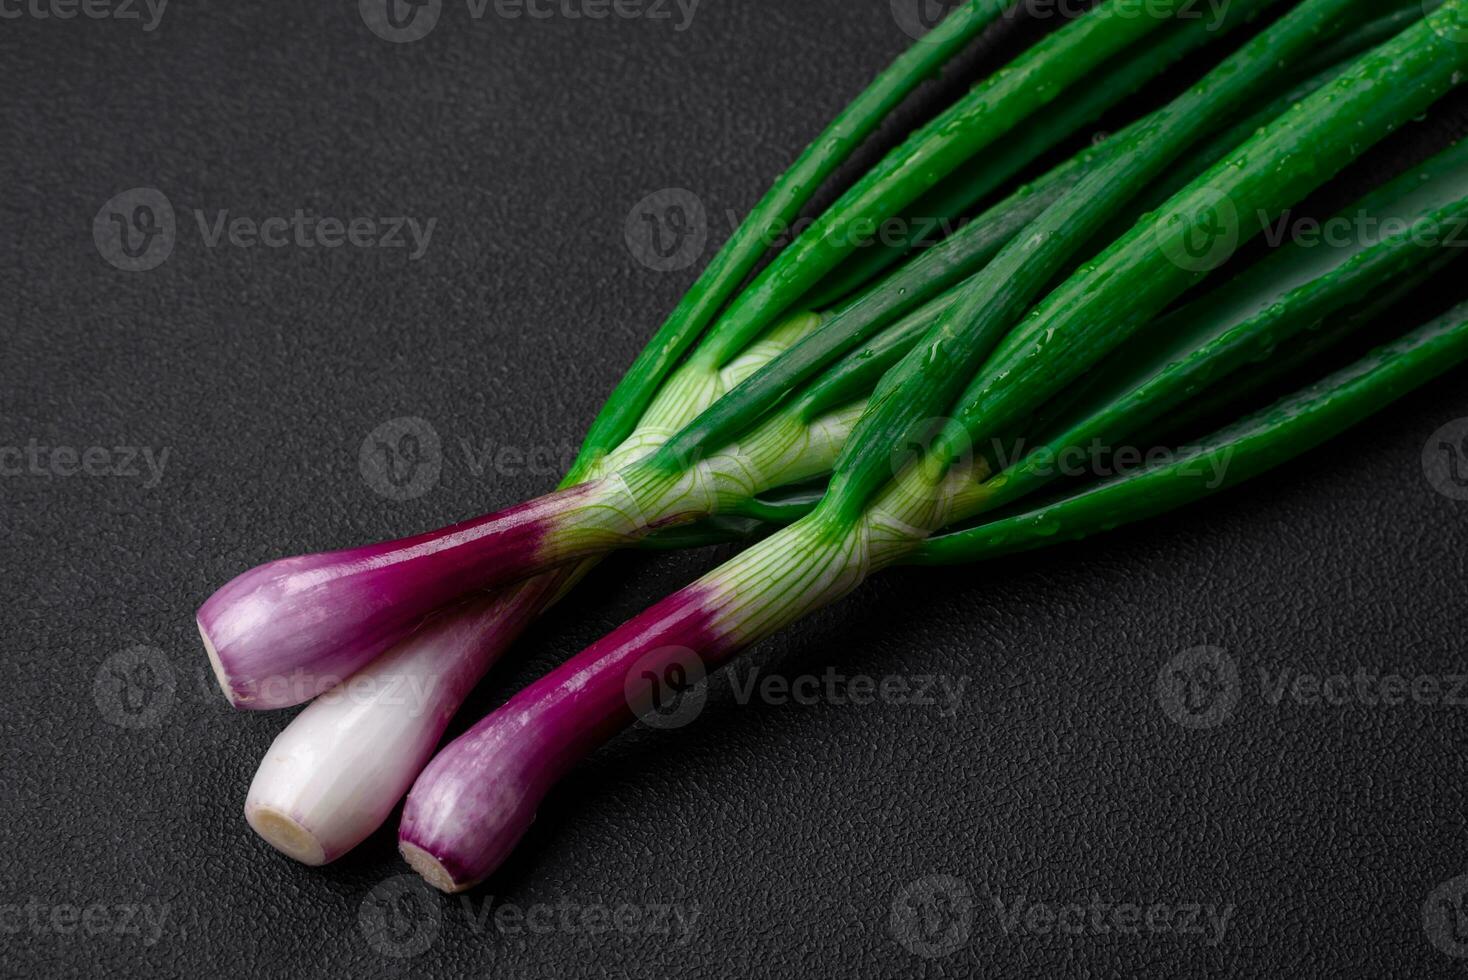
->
[940,5,1468,501]
[642,156,1081,473]
[911,301,1468,564]
[1136,248,1461,448]
[691,0,1194,371]
[825,0,1364,523]
[979,138,1468,513]
[802,0,1286,310]
[566,0,1016,481]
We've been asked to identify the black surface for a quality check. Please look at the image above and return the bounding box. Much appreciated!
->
[5,2,1468,977]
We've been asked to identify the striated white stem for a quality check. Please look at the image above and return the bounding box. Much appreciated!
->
[244,581,559,865]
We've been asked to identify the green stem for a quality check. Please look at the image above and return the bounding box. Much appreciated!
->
[944,4,1468,494]
[911,301,1468,564]
[972,137,1468,514]
[803,0,1284,309]
[1138,248,1461,448]
[691,0,1193,371]
[566,0,1016,481]
[825,0,1362,525]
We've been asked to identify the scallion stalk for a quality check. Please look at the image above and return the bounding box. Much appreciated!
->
[202,0,1193,710]
[396,1,1468,891]
[568,0,1019,480]
[914,301,1468,562]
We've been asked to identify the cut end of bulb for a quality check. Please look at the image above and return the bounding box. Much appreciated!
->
[399,841,468,894]
[247,803,328,866]
[198,616,246,708]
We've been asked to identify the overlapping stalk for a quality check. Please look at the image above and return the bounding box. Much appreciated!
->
[916,301,1468,562]
[242,313,842,862]
[238,12,1367,825]
[206,0,1468,886]
[397,1,1468,891]
[200,0,1013,710]
[200,0,1203,710]
[244,0,1253,859]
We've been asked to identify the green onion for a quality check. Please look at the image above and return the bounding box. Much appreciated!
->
[396,0,1468,893]
[914,300,1468,563]
[804,0,1287,308]
[205,0,1468,890]
[684,0,1196,374]
[568,0,1019,480]
[825,0,1379,525]
[972,136,1468,516]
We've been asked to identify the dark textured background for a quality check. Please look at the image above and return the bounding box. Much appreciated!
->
[4,1,1468,976]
